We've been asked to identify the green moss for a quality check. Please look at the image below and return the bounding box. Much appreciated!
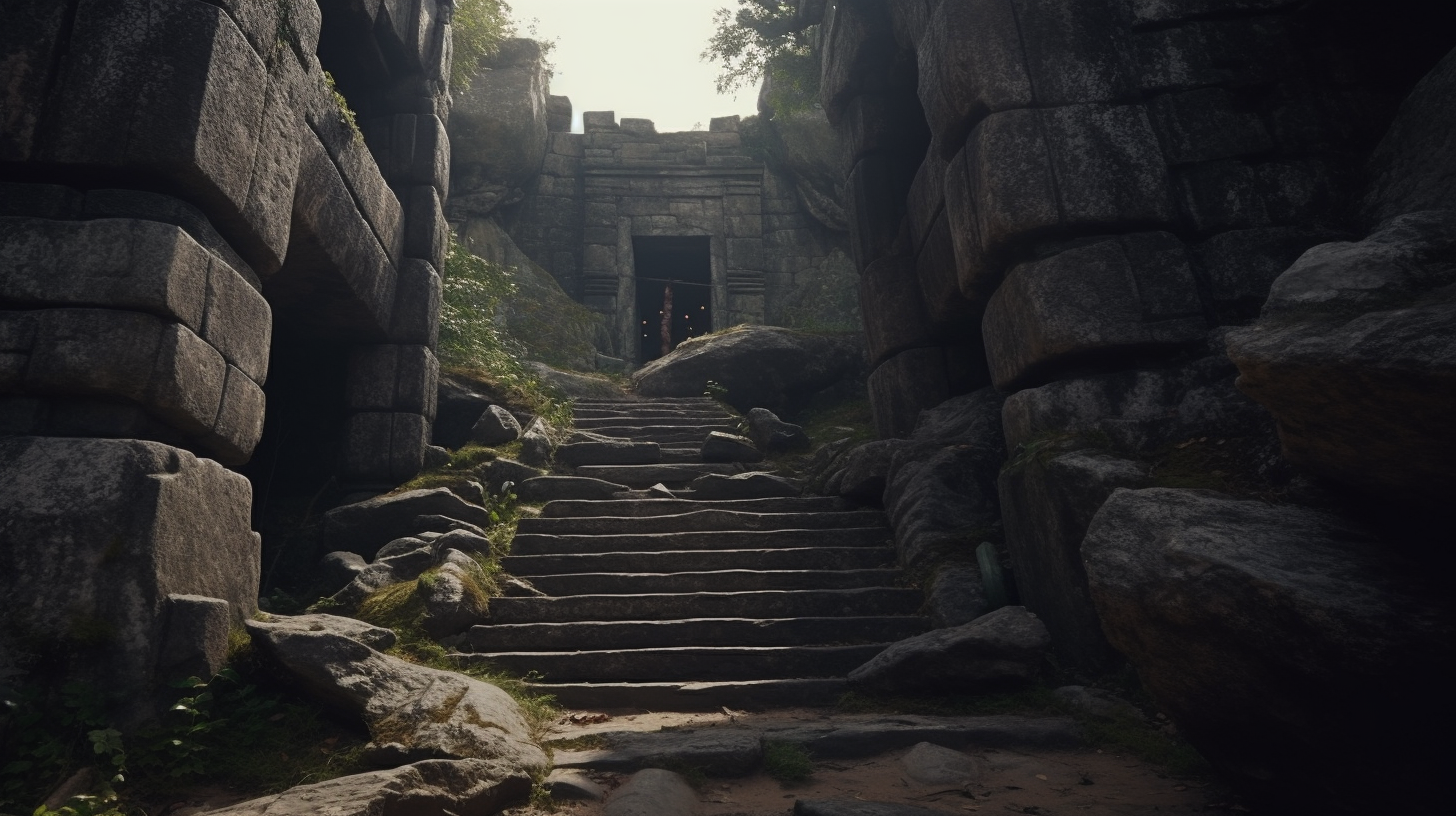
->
[763,740,814,783]
[321,71,361,142]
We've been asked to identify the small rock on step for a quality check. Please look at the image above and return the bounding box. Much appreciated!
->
[647,482,676,498]
[604,769,700,816]
[848,606,1050,695]
[690,471,801,499]
[900,741,980,786]
[544,768,607,802]
[701,430,764,463]
[515,475,629,502]
[471,405,522,445]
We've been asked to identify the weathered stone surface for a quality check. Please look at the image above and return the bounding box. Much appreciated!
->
[200,758,532,816]
[849,606,1050,694]
[156,594,231,683]
[701,431,764,464]
[1000,452,1150,670]
[883,439,1002,569]
[1052,685,1143,722]
[901,741,979,786]
[1364,47,1456,222]
[983,233,1207,391]
[449,39,550,217]
[745,407,811,452]
[1001,352,1272,453]
[557,440,662,467]
[690,472,800,500]
[632,326,863,416]
[246,617,549,772]
[318,551,369,595]
[604,769,700,816]
[247,614,397,653]
[827,440,901,503]
[340,412,428,484]
[859,254,933,367]
[562,731,762,778]
[323,489,495,559]
[1226,212,1456,503]
[911,388,1005,444]
[514,476,629,503]
[867,348,951,439]
[471,405,522,446]
[481,458,546,494]
[924,564,987,629]
[545,768,606,802]
[0,438,258,701]
[420,550,491,639]
[1083,488,1454,813]
[519,418,555,467]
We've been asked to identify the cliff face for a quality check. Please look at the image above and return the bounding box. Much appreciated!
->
[807,0,1456,811]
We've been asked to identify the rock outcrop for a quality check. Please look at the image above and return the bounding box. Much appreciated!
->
[201,758,531,816]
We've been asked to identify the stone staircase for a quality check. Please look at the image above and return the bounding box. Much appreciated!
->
[455,397,929,710]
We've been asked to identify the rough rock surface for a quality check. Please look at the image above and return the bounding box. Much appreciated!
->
[900,742,980,786]
[245,616,549,773]
[848,606,1050,694]
[470,405,521,446]
[744,407,812,453]
[700,431,764,464]
[689,471,800,500]
[558,730,762,777]
[519,418,555,467]
[200,758,532,816]
[794,800,945,816]
[1083,488,1455,813]
[448,39,550,218]
[604,769,700,816]
[514,476,628,502]
[323,489,494,559]
[632,326,863,415]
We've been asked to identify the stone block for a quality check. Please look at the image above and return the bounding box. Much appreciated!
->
[242,47,307,274]
[202,250,273,385]
[346,345,439,418]
[0,438,259,703]
[1131,18,1297,93]
[390,114,451,197]
[149,321,229,436]
[547,94,573,133]
[157,594,231,683]
[390,259,443,348]
[0,1,70,163]
[341,411,428,483]
[728,239,765,271]
[277,132,396,335]
[946,105,1176,307]
[916,213,980,338]
[583,111,617,131]
[868,347,952,439]
[202,365,267,466]
[1176,158,1332,234]
[1128,0,1303,26]
[983,233,1207,391]
[1000,451,1149,670]
[906,142,949,254]
[820,0,898,122]
[1364,47,1456,222]
[550,132,585,157]
[403,185,449,272]
[42,0,286,275]
[847,153,914,271]
[1194,226,1344,323]
[1147,87,1274,165]
[860,255,934,367]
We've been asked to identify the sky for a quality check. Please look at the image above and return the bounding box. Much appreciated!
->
[506,0,761,133]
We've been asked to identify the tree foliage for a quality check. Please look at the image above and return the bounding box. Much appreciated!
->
[702,0,820,113]
[451,0,514,92]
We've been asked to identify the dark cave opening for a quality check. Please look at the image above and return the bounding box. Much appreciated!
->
[634,235,712,363]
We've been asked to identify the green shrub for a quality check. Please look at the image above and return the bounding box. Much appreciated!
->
[451,0,514,92]
[763,740,814,783]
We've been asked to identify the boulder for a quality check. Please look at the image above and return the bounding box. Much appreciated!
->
[923,564,986,629]
[432,375,493,449]
[999,451,1151,670]
[422,444,452,470]
[323,489,494,559]
[883,439,1002,569]
[420,550,491,639]
[745,407,811,452]
[826,439,901,503]
[631,325,863,415]
[248,614,396,652]
[604,769,700,816]
[519,418,554,467]
[690,472,801,500]
[245,617,549,773]
[515,476,629,503]
[480,457,544,494]
[911,388,1005,444]
[317,551,368,594]
[556,440,661,466]
[1082,488,1455,813]
[470,405,521,446]
[848,606,1050,695]
[700,431,764,464]
[900,742,980,786]
[448,39,550,218]
[156,595,231,683]
[1226,212,1456,505]
[199,758,531,816]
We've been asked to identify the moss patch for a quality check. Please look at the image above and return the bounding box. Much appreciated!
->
[763,740,815,784]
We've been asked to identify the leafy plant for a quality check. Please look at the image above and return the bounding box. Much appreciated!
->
[451,0,514,92]
[763,740,814,783]
[702,0,820,113]
[321,71,361,142]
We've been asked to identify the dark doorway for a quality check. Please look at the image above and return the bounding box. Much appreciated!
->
[634,236,712,362]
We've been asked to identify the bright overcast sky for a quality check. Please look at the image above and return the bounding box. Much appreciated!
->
[508,0,760,133]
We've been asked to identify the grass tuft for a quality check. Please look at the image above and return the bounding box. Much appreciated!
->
[763,740,814,784]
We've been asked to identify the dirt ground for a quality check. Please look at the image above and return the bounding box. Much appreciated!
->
[526,708,1236,816]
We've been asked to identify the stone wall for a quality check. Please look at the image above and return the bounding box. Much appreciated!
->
[809,0,1455,811]
[0,0,451,700]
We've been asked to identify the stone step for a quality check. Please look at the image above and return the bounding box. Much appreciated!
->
[454,644,888,682]
[460,616,930,652]
[574,411,732,422]
[575,416,737,429]
[539,497,853,518]
[502,546,896,575]
[527,568,905,595]
[517,509,887,535]
[575,464,742,487]
[525,678,848,711]
[487,587,924,623]
[659,447,704,463]
[573,399,719,409]
[573,430,734,446]
[510,527,894,555]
